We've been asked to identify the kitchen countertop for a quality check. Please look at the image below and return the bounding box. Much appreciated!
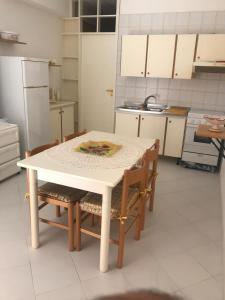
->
[116,106,190,117]
[49,100,77,109]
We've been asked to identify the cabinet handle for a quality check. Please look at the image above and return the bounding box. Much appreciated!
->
[169,120,172,123]
[136,117,138,120]
[197,56,200,59]
[175,73,178,76]
[141,72,144,74]
[147,72,150,75]
[142,117,144,120]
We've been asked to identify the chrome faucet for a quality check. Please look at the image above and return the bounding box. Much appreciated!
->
[143,94,158,109]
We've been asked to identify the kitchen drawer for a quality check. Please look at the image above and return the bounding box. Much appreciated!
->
[0,158,21,181]
[182,151,218,166]
[0,143,20,165]
[0,124,19,147]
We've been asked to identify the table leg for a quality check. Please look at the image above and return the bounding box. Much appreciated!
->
[29,169,39,248]
[100,186,112,272]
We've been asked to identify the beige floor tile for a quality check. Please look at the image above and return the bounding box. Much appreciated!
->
[0,265,35,300]
[157,253,211,289]
[181,277,223,300]
[36,283,86,300]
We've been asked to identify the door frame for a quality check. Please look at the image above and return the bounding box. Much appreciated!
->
[78,0,121,131]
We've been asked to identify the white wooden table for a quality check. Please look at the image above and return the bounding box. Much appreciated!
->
[17,131,155,272]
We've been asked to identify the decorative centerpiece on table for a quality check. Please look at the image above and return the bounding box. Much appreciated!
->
[204,115,225,132]
[74,141,122,157]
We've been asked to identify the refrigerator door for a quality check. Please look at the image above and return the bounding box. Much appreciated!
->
[24,87,50,149]
[22,60,49,87]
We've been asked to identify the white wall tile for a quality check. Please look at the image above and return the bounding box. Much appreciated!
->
[135,87,146,99]
[202,11,217,25]
[125,86,136,98]
[140,14,152,29]
[152,13,164,32]
[119,14,129,28]
[128,14,140,28]
[167,89,181,101]
[176,12,190,27]
[216,11,225,25]
[158,88,168,102]
[163,13,176,32]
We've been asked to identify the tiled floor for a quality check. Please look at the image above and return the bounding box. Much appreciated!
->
[0,158,223,300]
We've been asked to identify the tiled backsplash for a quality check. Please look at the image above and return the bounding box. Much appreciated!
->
[116,11,225,112]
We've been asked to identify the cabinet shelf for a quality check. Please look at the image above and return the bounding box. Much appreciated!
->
[62,78,78,81]
[62,56,79,59]
[0,38,27,45]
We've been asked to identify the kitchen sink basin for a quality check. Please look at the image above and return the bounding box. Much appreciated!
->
[117,105,168,114]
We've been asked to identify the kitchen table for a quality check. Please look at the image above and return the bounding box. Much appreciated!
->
[17,131,155,272]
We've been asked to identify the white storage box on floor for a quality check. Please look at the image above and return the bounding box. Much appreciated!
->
[0,122,21,181]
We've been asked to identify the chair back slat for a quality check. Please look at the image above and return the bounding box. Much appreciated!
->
[120,159,148,217]
[63,130,87,142]
[25,140,59,158]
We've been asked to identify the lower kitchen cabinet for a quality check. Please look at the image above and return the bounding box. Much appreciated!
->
[115,111,186,158]
[50,103,75,142]
[115,111,139,137]
[139,115,166,155]
[164,116,186,157]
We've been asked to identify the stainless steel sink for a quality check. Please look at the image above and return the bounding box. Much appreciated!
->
[117,105,167,114]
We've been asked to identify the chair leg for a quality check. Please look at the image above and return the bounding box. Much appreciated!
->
[56,205,61,217]
[117,222,125,268]
[68,203,75,251]
[135,203,142,240]
[140,196,146,231]
[75,202,81,251]
[149,179,156,211]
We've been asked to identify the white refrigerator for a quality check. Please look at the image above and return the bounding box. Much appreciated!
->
[0,56,50,156]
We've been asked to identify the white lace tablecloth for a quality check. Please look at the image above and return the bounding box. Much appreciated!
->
[45,132,148,169]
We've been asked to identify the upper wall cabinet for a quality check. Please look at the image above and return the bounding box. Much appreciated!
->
[146,35,176,78]
[196,34,225,61]
[121,35,148,77]
[174,34,197,79]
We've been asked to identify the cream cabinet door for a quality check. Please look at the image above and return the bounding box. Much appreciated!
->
[147,35,176,78]
[174,34,196,79]
[196,34,225,61]
[139,115,166,155]
[164,117,186,158]
[121,35,148,77]
[115,112,139,137]
[50,108,61,141]
[62,105,75,138]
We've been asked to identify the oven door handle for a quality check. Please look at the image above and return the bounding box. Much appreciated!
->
[194,132,212,144]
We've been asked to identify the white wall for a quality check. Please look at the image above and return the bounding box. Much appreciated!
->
[21,0,69,16]
[0,0,63,60]
[120,0,225,14]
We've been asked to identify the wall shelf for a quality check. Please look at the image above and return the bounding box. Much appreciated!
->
[0,38,27,45]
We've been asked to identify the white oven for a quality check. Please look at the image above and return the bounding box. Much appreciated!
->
[182,109,224,166]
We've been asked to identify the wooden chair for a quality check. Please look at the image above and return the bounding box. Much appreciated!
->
[145,139,160,212]
[25,140,87,251]
[63,129,87,142]
[139,140,159,231]
[75,158,148,268]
